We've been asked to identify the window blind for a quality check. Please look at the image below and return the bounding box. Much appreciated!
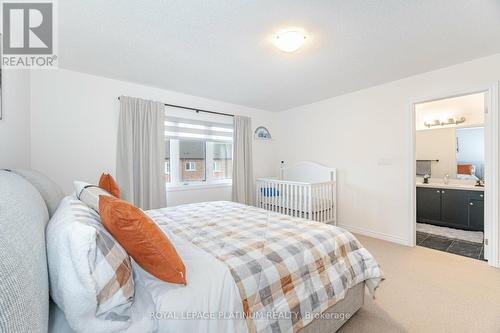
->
[165,116,233,142]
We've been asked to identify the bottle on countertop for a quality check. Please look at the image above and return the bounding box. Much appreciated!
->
[476,178,485,187]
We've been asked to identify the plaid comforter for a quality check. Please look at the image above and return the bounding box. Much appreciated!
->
[148,201,382,333]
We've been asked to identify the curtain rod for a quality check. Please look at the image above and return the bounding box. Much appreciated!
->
[117,97,234,118]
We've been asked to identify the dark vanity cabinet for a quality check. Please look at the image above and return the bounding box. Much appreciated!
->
[468,192,485,231]
[440,189,470,229]
[417,187,484,231]
[416,188,442,222]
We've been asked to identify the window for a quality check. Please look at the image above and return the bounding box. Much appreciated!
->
[179,141,205,182]
[213,161,221,172]
[185,161,197,171]
[164,109,233,187]
[212,142,232,179]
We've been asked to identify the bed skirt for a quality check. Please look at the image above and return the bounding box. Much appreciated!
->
[299,282,365,333]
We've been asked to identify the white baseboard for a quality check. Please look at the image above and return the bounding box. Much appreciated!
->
[338,224,411,246]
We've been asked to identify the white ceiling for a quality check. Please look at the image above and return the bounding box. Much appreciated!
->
[59,1,500,111]
[415,92,485,131]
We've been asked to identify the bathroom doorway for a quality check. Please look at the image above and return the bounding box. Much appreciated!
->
[409,84,499,267]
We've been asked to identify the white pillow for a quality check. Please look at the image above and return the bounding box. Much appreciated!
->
[74,181,111,212]
[46,196,134,333]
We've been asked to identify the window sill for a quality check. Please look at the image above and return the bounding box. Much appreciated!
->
[166,182,232,192]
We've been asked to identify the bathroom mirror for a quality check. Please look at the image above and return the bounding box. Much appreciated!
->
[455,127,484,180]
[415,92,485,180]
[416,126,484,180]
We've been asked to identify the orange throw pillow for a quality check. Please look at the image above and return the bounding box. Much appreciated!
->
[99,173,121,198]
[99,195,186,285]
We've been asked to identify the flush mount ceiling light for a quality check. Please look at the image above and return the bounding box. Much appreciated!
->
[274,30,307,53]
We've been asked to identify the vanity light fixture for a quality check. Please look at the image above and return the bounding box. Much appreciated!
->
[424,117,466,128]
[274,30,307,53]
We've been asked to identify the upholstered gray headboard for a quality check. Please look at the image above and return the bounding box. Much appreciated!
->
[0,170,64,332]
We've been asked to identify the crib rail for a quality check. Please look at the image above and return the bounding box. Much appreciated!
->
[256,178,336,224]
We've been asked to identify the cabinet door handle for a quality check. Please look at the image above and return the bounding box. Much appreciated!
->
[470,202,474,206]
[441,190,445,193]
[436,190,441,193]
[480,194,484,198]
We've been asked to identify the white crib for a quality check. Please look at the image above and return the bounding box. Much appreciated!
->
[256,161,337,224]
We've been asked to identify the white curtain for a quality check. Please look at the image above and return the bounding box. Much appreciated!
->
[232,115,254,205]
[116,96,166,209]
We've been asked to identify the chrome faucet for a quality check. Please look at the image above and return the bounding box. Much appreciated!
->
[443,174,449,185]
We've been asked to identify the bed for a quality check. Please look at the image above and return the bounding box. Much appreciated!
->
[0,169,382,333]
[256,162,337,224]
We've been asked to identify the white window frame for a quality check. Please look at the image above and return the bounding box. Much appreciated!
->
[185,161,197,172]
[166,139,233,190]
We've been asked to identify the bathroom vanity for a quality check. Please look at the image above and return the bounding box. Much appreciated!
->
[416,183,484,231]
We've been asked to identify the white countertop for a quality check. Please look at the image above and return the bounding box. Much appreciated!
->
[416,182,484,191]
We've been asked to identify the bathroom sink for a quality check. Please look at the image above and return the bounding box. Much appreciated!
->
[416,182,483,191]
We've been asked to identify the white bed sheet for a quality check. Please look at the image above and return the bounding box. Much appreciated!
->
[457,174,479,180]
[134,228,248,333]
[49,227,245,333]
[49,274,156,333]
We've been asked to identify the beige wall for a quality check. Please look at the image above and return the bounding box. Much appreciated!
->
[415,92,485,131]
[13,50,500,252]
[275,53,500,246]
[416,128,457,178]
[30,69,281,206]
[0,69,31,169]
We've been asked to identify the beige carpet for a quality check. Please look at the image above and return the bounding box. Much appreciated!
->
[338,234,500,333]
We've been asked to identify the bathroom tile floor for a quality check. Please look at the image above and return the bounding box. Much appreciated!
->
[417,232,484,260]
[416,223,483,243]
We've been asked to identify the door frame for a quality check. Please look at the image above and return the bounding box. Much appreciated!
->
[408,82,499,268]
